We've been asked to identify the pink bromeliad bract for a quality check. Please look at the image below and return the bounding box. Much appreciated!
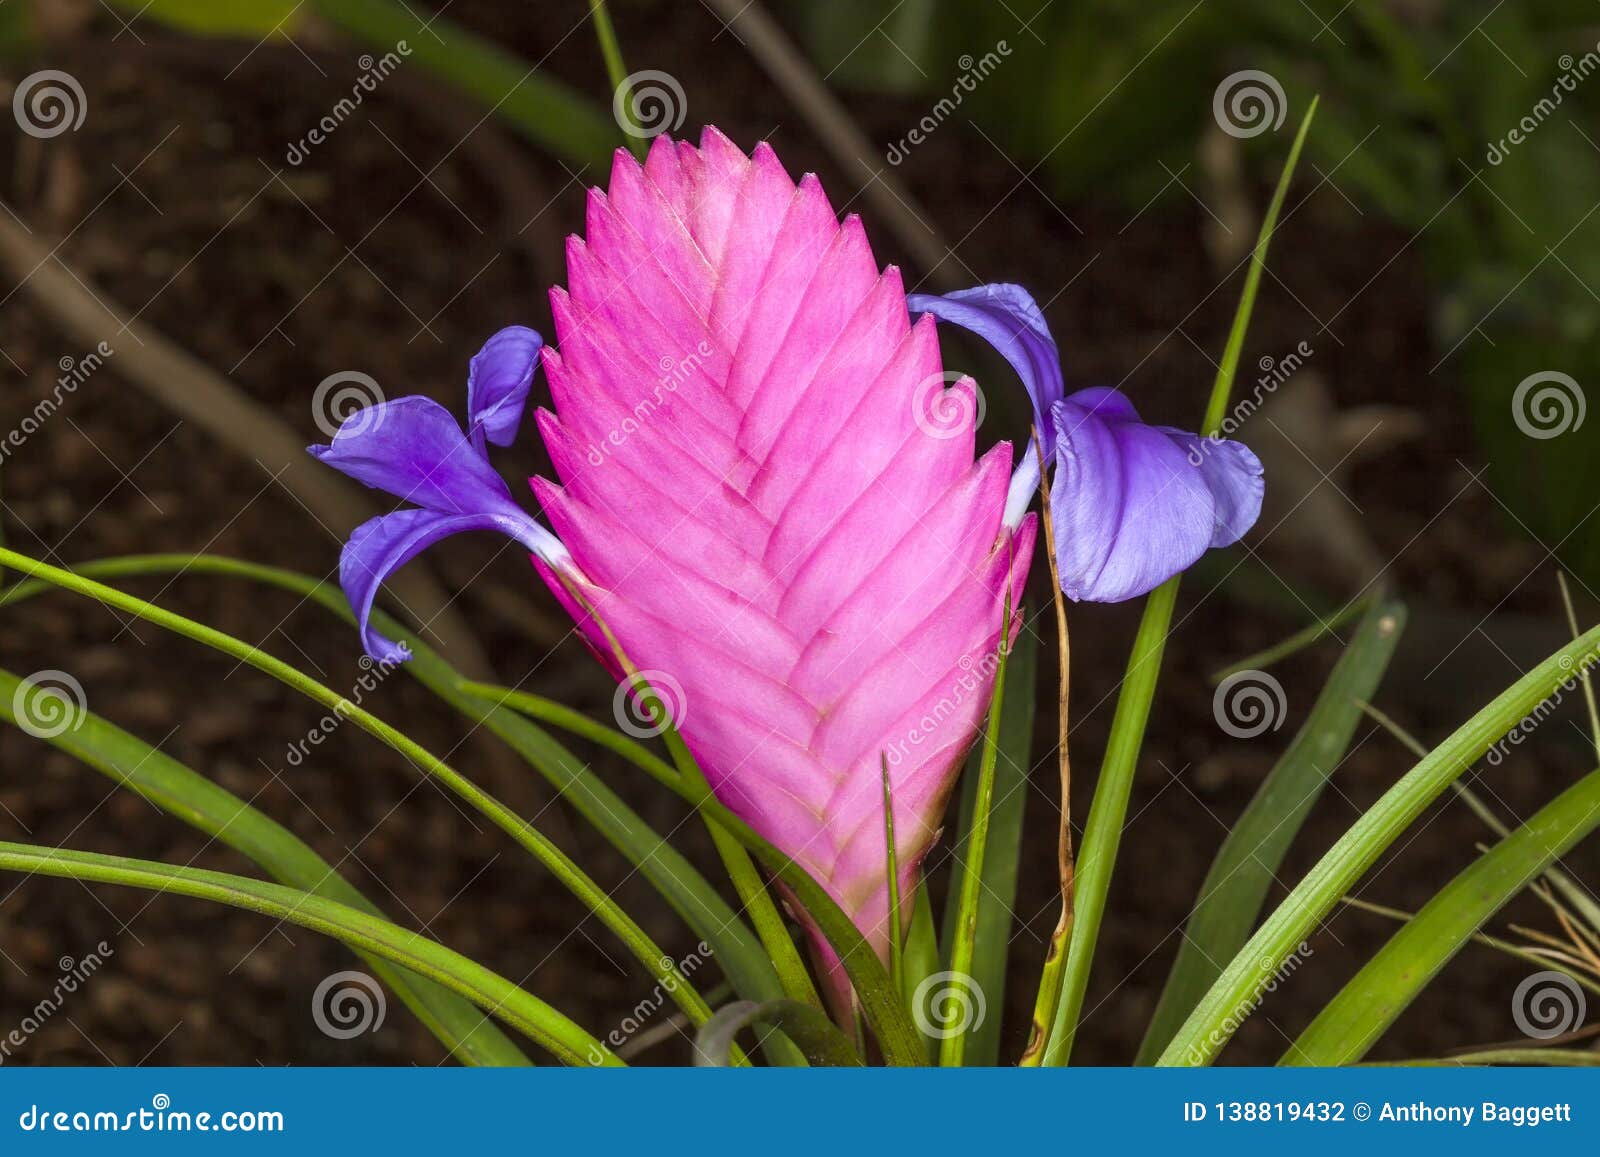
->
[309,128,1263,990]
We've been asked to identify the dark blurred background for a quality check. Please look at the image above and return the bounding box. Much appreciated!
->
[2,0,1598,1065]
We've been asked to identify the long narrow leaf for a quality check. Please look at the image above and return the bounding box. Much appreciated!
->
[315,0,619,169]
[0,554,781,1011]
[1137,599,1405,1062]
[940,619,1038,1065]
[938,598,1012,1068]
[1038,99,1318,1066]
[1286,764,1600,1064]
[0,841,616,1065]
[0,546,728,1049]
[1158,620,1600,1064]
[0,667,529,1067]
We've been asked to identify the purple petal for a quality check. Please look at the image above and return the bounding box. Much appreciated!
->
[467,326,543,453]
[309,395,518,517]
[907,283,1064,452]
[340,507,550,663]
[1050,388,1263,602]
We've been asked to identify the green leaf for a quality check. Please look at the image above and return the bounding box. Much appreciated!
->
[106,0,303,36]
[314,0,620,170]
[1038,99,1318,1067]
[692,1000,863,1067]
[1136,599,1405,1063]
[1366,1049,1600,1068]
[0,547,730,1053]
[1157,619,1600,1065]
[937,584,1017,1067]
[939,617,1037,1065]
[1286,763,1600,1065]
[0,666,529,1067]
[0,555,785,1027]
[0,841,616,1065]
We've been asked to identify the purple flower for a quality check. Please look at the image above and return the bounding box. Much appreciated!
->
[307,326,568,664]
[909,285,1264,602]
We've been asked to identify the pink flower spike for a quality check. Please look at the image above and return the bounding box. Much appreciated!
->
[533,130,1033,988]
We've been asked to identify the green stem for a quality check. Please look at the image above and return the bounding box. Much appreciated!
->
[939,594,1012,1068]
[1040,579,1177,1065]
[1037,100,1318,1066]
[586,0,647,158]
[0,546,737,1061]
[0,841,616,1066]
[882,755,904,997]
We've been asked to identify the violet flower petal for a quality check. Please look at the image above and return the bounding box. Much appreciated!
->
[310,395,518,517]
[467,325,543,453]
[1050,387,1263,602]
[339,506,558,664]
[907,283,1064,453]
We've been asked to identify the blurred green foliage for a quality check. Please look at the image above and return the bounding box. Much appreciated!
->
[800,0,1600,585]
